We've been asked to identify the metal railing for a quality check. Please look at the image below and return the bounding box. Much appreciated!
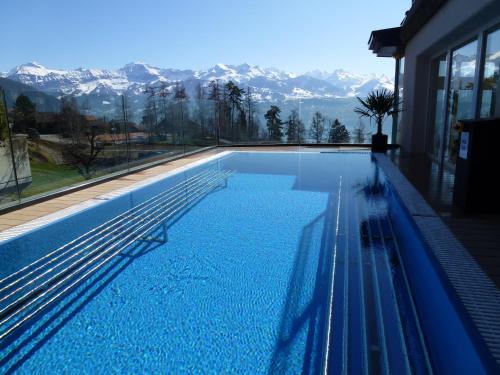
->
[0,168,232,341]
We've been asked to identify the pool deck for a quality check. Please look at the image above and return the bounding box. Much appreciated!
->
[388,150,500,290]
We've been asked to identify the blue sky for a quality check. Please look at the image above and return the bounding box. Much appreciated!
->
[1,0,409,76]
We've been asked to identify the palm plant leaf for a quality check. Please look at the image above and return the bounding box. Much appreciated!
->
[354,89,401,134]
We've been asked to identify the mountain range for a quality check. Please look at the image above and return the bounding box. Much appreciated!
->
[3,61,392,99]
[1,62,393,126]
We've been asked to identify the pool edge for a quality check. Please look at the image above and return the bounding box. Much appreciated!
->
[373,153,500,369]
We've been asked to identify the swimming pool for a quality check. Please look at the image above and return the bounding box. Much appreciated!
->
[0,151,498,374]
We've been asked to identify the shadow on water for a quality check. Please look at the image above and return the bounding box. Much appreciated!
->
[0,179,227,373]
[0,236,164,374]
[269,193,337,375]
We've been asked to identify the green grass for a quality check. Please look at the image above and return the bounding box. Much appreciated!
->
[21,160,86,198]
[18,144,212,199]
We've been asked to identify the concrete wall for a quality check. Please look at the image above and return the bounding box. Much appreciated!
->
[0,136,32,193]
[401,0,500,153]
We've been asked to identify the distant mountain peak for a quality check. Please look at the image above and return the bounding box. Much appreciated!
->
[24,61,45,68]
[5,61,393,104]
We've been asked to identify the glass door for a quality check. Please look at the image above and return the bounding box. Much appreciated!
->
[445,40,478,165]
[430,54,448,162]
[480,28,500,118]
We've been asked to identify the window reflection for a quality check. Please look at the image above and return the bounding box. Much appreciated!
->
[397,57,404,144]
[446,40,478,164]
[431,55,448,162]
[480,28,500,118]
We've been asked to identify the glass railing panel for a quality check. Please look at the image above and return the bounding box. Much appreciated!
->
[0,65,391,211]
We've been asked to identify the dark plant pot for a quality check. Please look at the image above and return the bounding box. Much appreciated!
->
[371,133,388,153]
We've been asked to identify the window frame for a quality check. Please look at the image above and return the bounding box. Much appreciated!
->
[478,24,500,119]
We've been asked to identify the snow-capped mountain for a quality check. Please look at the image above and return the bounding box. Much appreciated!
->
[3,61,393,125]
[6,61,393,101]
[305,69,393,97]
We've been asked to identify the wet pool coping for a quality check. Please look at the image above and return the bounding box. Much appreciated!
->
[374,153,500,368]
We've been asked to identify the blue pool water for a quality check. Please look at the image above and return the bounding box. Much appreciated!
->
[0,152,494,374]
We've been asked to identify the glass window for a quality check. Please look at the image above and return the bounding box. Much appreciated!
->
[446,40,478,164]
[431,55,448,161]
[480,28,500,118]
[396,57,404,144]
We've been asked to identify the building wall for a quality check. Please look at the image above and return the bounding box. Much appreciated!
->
[401,0,500,153]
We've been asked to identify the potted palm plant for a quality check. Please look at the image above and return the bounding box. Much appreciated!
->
[354,89,400,153]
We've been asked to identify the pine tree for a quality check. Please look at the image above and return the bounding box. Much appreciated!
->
[352,120,366,143]
[309,111,325,143]
[265,105,283,141]
[208,80,221,143]
[193,82,210,138]
[174,82,189,145]
[245,86,259,140]
[12,94,36,133]
[224,81,244,140]
[286,109,304,143]
[328,118,351,143]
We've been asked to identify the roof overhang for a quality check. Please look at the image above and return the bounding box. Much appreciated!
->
[368,27,405,58]
[401,0,448,42]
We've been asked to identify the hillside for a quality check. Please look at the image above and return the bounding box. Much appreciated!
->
[0,77,60,112]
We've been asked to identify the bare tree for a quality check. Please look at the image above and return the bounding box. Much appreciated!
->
[143,86,158,142]
[60,98,105,178]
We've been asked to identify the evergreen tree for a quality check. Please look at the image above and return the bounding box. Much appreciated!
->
[12,94,36,133]
[352,120,366,143]
[244,86,260,140]
[297,117,306,143]
[328,118,351,143]
[224,81,244,140]
[309,111,325,143]
[286,109,305,143]
[265,105,283,141]
[208,80,222,143]
[193,82,210,138]
[174,82,189,145]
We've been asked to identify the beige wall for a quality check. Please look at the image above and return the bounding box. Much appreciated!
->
[400,0,500,153]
